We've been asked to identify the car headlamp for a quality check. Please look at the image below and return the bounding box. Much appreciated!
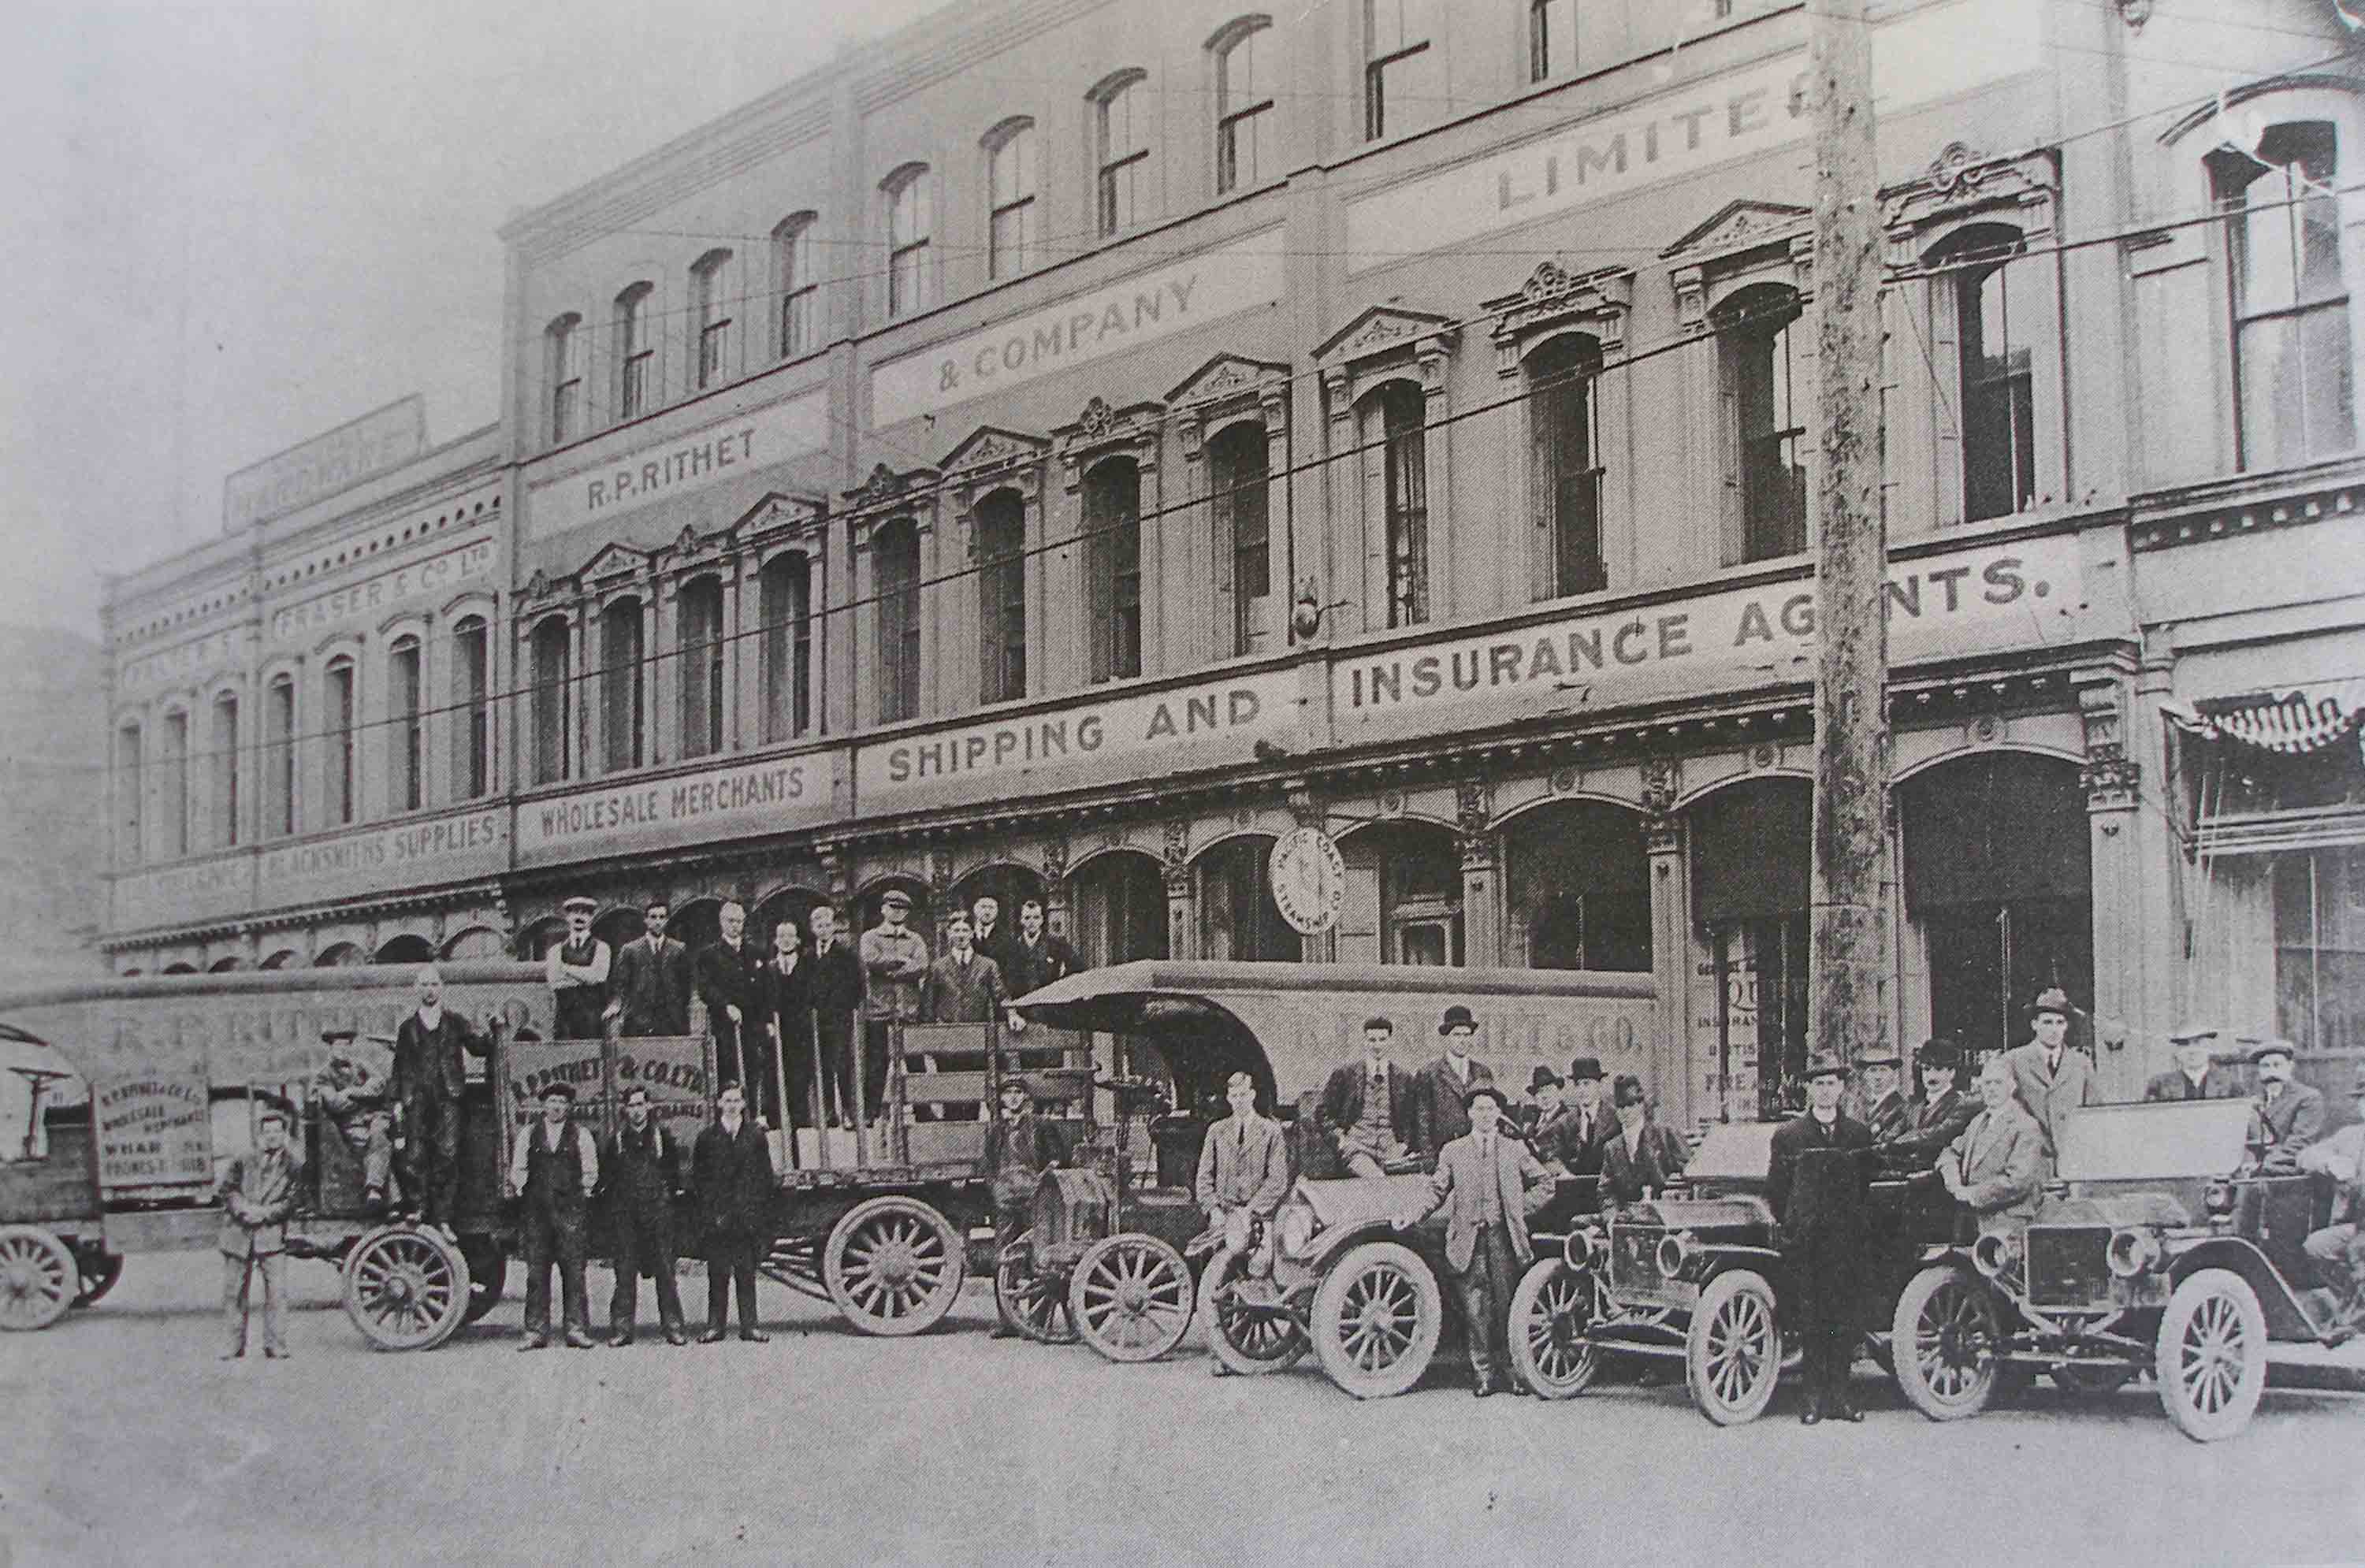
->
[1973,1231,2020,1280]
[1277,1201,1318,1259]
[1566,1227,1604,1270]
[2105,1228,2163,1279]
[1656,1229,1699,1279]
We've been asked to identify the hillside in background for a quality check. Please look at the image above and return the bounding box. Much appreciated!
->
[0,624,108,981]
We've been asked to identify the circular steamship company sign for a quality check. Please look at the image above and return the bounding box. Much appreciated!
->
[1269,827,1347,936]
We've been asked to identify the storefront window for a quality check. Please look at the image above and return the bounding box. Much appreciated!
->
[2274,848,2365,1056]
[1199,836,1295,960]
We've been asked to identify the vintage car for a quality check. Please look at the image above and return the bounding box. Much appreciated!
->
[1889,1098,2352,1442]
[1517,1119,1965,1424]
[1015,959,1654,1390]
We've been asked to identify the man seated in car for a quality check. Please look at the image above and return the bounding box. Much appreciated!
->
[2297,1064,2365,1338]
[1598,1074,1687,1206]
[1939,1055,2047,1238]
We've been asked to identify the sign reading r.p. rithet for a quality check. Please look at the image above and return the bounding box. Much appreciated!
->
[526,388,828,541]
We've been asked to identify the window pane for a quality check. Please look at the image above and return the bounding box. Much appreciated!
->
[267,680,295,835]
[214,699,239,848]
[1533,0,1578,81]
[390,642,422,811]
[452,621,489,800]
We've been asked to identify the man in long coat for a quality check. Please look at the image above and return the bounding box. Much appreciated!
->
[694,901,768,1120]
[1409,1005,1494,1159]
[806,905,865,1128]
[692,1084,774,1343]
[1768,1053,1875,1425]
[1395,1082,1549,1396]
[2004,987,2096,1171]
[392,965,491,1237]
[603,1085,686,1346]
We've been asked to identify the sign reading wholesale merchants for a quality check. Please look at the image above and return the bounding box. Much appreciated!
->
[518,750,843,865]
[869,228,1285,427]
[1333,533,2118,744]
[257,808,509,908]
[859,667,1302,813]
[526,387,829,541]
[1342,0,2036,271]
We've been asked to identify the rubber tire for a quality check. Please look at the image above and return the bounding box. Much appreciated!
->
[73,1250,125,1310]
[456,1236,508,1325]
[823,1196,966,1338]
[0,1225,76,1332]
[1199,1248,1307,1375]
[1684,1269,1783,1426]
[995,1232,1077,1345]
[1311,1239,1443,1400]
[1891,1265,2004,1422]
[1507,1260,1602,1400]
[342,1224,473,1351]
[1069,1233,1195,1363]
[2155,1267,2268,1444]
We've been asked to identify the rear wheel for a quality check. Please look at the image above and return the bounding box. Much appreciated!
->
[343,1224,472,1351]
[72,1250,125,1310]
[994,1232,1076,1345]
[1891,1265,2004,1422]
[1311,1240,1441,1400]
[1199,1248,1307,1375]
[2156,1269,2266,1443]
[1684,1269,1782,1426]
[1507,1261,1601,1400]
[456,1236,508,1325]
[824,1197,965,1337]
[1069,1234,1194,1363]
[0,1226,75,1332]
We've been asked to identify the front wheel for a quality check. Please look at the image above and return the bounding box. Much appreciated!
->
[823,1197,965,1337]
[343,1224,472,1351]
[0,1225,76,1332]
[1891,1265,2004,1422]
[1311,1239,1442,1400]
[1507,1261,1601,1400]
[1069,1234,1194,1363]
[1684,1269,1782,1426]
[1199,1248,1307,1375]
[994,1232,1075,1344]
[2155,1268,2267,1443]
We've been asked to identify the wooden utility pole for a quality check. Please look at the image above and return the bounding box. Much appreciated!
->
[1807,0,1890,1075]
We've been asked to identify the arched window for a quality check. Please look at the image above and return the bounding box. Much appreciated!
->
[760,554,813,741]
[265,674,296,836]
[1084,459,1143,682]
[875,520,922,723]
[984,119,1038,281]
[1716,285,1806,562]
[388,635,422,812]
[159,708,189,859]
[2210,121,2352,469]
[545,313,582,444]
[1208,422,1270,656]
[211,692,239,849]
[530,616,572,785]
[975,490,1027,703]
[615,281,655,418]
[1530,334,1605,597]
[1530,0,1576,84]
[772,214,818,359]
[450,616,490,799]
[1091,71,1149,237]
[1359,381,1429,628]
[600,597,645,772]
[1926,224,2036,522]
[1363,0,1435,142]
[691,249,734,390]
[678,577,725,759]
[323,656,356,826]
[884,165,933,319]
[114,722,141,867]
[1212,20,1273,195]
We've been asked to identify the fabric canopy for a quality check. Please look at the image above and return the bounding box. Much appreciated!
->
[2162,682,2365,759]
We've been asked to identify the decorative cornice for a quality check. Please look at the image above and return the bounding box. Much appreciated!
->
[1883,143,2058,237]
[1313,303,1458,371]
[938,425,1049,481]
[1482,261,1636,373]
[2128,467,2363,554]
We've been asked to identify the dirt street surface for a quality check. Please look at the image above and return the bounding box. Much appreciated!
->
[2,1251,2361,1566]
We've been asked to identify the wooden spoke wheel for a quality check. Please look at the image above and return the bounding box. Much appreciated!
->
[1199,1248,1307,1376]
[1891,1265,2005,1422]
[456,1236,508,1325]
[995,1232,1076,1345]
[0,1225,76,1332]
[342,1225,472,1351]
[1683,1269,1782,1426]
[1507,1260,1602,1400]
[824,1197,965,1338]
[72,1250,125,1310]
[2155,1268,2267,1443]
[1069,1233,1194,1364]
[1310,1240,1441,1400]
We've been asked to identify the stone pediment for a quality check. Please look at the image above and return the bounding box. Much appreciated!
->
[1660,200,1812,264]
[1481,261,1635,363]
[731,490,829,541]
[938,425,1049,478]
[1166,353,1289,411]
[578,542,652,585]
[1313,304,1456,369]
[841,461,939,515]
[1052,396,1163,453]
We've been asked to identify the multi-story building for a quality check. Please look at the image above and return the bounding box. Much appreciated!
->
[102,0,2365,1123]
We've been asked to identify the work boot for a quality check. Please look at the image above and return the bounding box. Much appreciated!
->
[739,1329,770,1343]
[697,1328,725,1344]
[608,1332,634,1348]
[517,1335,549,1352]
[563,1329,595,1350]
[664,1328,688,1347]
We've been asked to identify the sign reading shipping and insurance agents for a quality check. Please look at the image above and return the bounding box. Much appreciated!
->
[526,387,829,541]
[868,228,1285,428]
[517,750,842,865]
[223,396,427,530]
[94,1072,212,1191]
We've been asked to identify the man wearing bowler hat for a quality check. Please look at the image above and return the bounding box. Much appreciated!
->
[1553,1057,1611,1178]
[1875,1039,1979,1169]
[2144,1023,2243,1103]
[2247,1038,2326,1170]
[546,895,612,1042]
[2005,987,2096,1171]
[508,1081,600,1351]
[1517,1064,1564,1146]
[1411,1005,1495,1160]
[1768,1052,1875,1424]
[1395,1081,1549,1397]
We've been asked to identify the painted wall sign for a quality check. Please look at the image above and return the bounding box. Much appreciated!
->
[119,630,242,695]
[113,853,255,933]
[869,229,1286,428]
[269,537,497,643]
[224,396,428,531]
[857,667,1300,814]
[1332,533,2109,741]
[526,388,829,541]
[507,1035,709,1136]
[255,808,509,908]
[516,749,843,865]
[1342,0,2036,272]
[94,1072,212,1190]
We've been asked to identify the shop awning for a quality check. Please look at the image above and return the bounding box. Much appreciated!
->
[2163,682,2365,759]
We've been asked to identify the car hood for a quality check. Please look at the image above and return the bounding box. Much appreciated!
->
[2032,1191,2192,1228]
[1295,1172,1434,1231]
[1618,1195,1773,1232]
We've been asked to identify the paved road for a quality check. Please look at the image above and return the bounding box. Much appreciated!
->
[2,1250,2360,1566]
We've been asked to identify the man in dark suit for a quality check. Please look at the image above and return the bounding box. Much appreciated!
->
[2144,1023,2244,1103]
[1552,1057,1611,1178]
[508,1082,599,1351]
[2249,1039,2326,1170]
[969,895,1025,998]
[1857,1052,1911,1143]
[1394,1082,1549,1396]
[1599,1073,1688,1205]
[691,1084,773,1343]
[609,899,691,1037]
[920,914,1006,1024]
[1876,1039,1980,1169]
[999,897,1083,1046]
[391,965,492,1239]
[1768,1052,1876,1424]
[758,917,813,1140]
[2005,987,2097,1171]
[806,905,864,1129]
[1410,1005,1495,1158]
[1318,1016,1418,1176]
[694,901,768,1120]
[602,1085,686,1347]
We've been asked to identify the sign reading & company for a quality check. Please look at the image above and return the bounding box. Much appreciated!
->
[519,751,842,864]
[527,388,828,540]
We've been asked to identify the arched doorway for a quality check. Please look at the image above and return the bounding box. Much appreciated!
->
[1901,751,2092,1067]
[592,906,645,954]
[1071,850,1166,968]
[668,897,724,959]
[441,927,507,960]
[1196,836,1295,961]
[207,957,243,973]
[313,943,363,968]
[1340,820,1463,965]
[747,886,825,954]
[853,879,930,944]
[1504,801,1651,972]
[948,863,1047,942]
[1688,778,1812,1120]
[516,918,567,961]
[375,934,436,965]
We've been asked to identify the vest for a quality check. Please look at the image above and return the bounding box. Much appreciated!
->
[555,937,606,1037]
[526,1122,587,1213]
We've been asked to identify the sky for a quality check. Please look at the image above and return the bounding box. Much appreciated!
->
[0,0,945,641]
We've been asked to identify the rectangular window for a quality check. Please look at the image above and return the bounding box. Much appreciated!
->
[389,641,422,812]
[1734,315,1807,561]
[617,287,653,419]
[2274,847,2365,1056]
[1958,258,2036,522]
[761,557,813,742]
[876,526,922,724]
[1216,31,1273,195]
[777,224,817,360]
[679,581,725,760]
[161,710,188,860]
[115,723,142,867]
[2222,124,2352,470]
[266,678,295,837]
[1364,0,1434,143]
[325,663,355,826]
[601,602,645,774]
[213,697,239,849]
[1210,425,1270,657]
[976,500,1028,704]
[694,254,733,390]
[452,621,489,800]
[1085,464,1143,682]
[887,177,933,319]
[531,621,571,786]
[548,318,581,445]
[1530,0,1578,83]
[1535,350,1605,596]
[1097,81,1148,238]
[989,127,1038,281]
[1374,388,1430,628]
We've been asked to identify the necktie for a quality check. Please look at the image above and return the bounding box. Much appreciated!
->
[1237,1124,1246,1154]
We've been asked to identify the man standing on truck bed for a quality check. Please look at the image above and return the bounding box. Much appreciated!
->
[546,896,612,1042]
[859,890,930,1135]
[392,965,491,1241]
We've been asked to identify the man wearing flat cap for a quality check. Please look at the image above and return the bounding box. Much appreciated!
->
[508,1081,600,1350]
[2247,1039,2326,1170]
[2144,1024,2243,1104]
[310,1027,394,1213]
[1768,1052,1876,1424]
[1410,1005,1495,1161]
[545,895,612,1042]
[859,890,931,1134]
[1874,1039,1979,1169]
[1856,1052,1911,1144]
[2004,987,2096,1172]
[1395,1081,1549,1397]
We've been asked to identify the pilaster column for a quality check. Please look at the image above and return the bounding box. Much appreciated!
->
[1041,837,1072,940]
[1455,778,1500,968]
[1162,819,1197,960]
[2080,665,2153,1100]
